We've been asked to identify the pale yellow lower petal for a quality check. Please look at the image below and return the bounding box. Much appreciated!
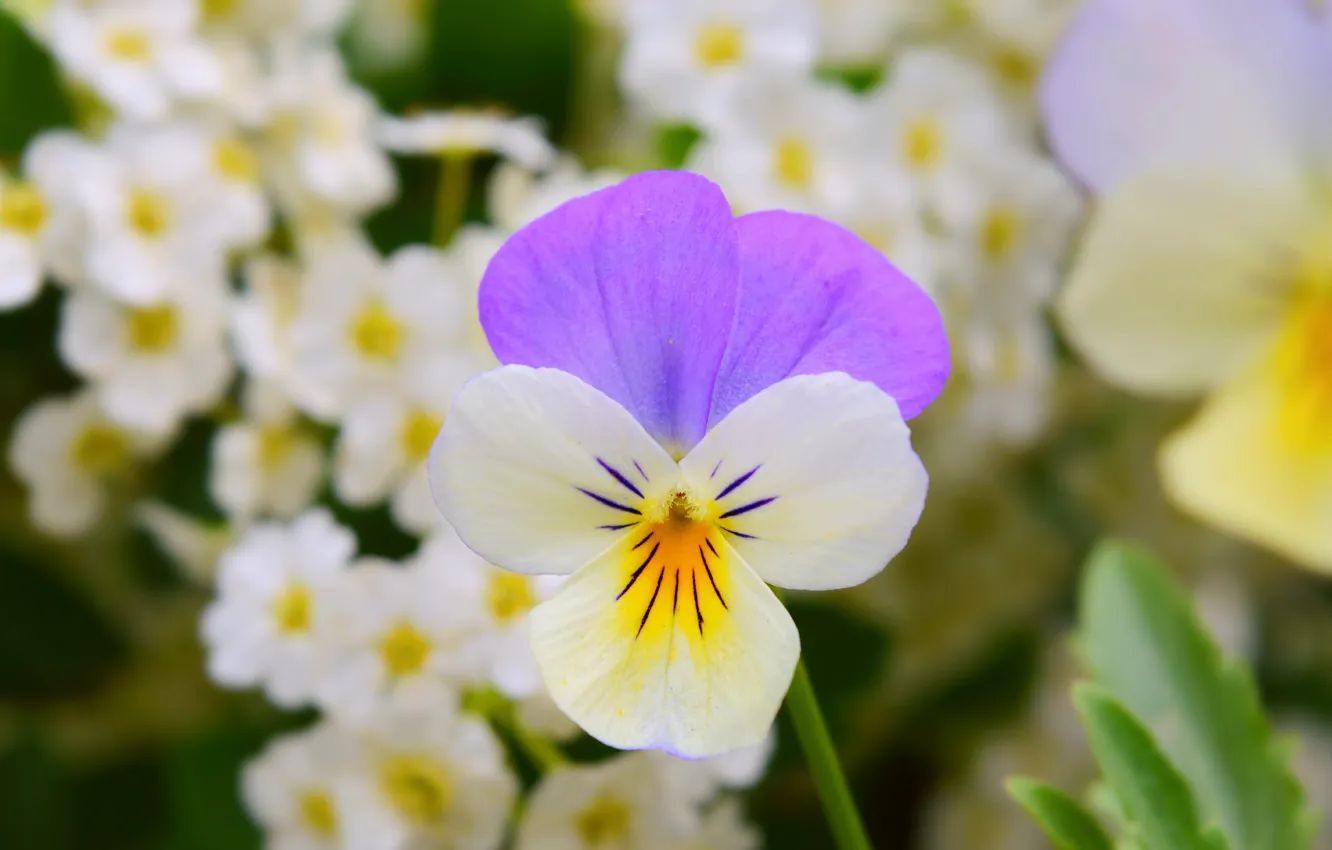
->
[529,530,799,758]
[1161,359,1332,572]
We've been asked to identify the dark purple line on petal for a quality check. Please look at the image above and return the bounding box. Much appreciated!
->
[710,459,723,479]
[720,526,757,540]
[698,545,728,610]
[716,465,760,500]
[617,542,659,600]
[576,487,641,516]
[599,522,638,531]
[692,572,704,634]
[719,496,777,520]
[631,531,654,551]
[705,538,719,558]
[637,568,666,637]
[672,568,679,615]
[597,457,644,499]
[633,460,649,482]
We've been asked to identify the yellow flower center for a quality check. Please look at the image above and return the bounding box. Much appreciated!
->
[772,137,815,190]
[257,425,297,471]
[69,422,131,476]
[380,755,453,824]
[980,205,1022,261]
[104,28,152,62]
[201,0,240,22]
[214,138,258,182]
[127,189,171,238]
[350,299,405,362]
[486,572,537,623]
[126,305,179,354]
[273,584,314,634]
[903,117,944,171]
[379,621,432,677]
[400,409,443,462]
[694,21,744,68]
[0,183,47,236]
[575,794,632,846]
[299,790,338,838]
[991,46,1038,88]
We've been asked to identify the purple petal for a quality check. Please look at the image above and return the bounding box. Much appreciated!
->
[707,211,948,428]
[1041,0,1331,191]
[480,171,739,454]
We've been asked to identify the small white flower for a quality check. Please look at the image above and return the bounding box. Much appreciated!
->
[232,254,305,389]
[673,799,762,850]
[242,722,358,850]
[313,552,479,727]
[516,691,581,742]
[49,0,222,120]
[0,175,52,309]
[72,124,233,304]
[201,0,353,43]
[823,165,939,295]
[336,702,517,850]
[379,110,556,170]
[619,0,817,126]
[157,121,272,250]
[487,158,624,232]
[288,243,472,421]
[937,147,1082,302]
[871,49,1021,211]
[959,313,1055,445]
[348,0,429,72]
[8,389,168,537]
[58,273,232,436]
[515,752,699,850]
[816,0,931,64]
[656,730,776,799]
[260,47,396,216]
[688,75,866,213]
[210,380,325,523]
[415,526,564,698]
[201,509,357,708]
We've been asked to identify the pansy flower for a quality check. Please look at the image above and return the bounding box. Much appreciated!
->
[429,171,948,757]
[1042,0,1332,570]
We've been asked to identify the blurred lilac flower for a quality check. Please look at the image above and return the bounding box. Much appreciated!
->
[430,170,948,757]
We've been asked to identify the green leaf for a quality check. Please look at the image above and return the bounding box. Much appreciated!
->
[1080,541,1310,850]
[1074,685,1226,850]
[1007,777,1115,850]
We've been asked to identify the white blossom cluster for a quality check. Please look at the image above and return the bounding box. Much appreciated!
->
[612,0,1085,446]
[0,0,761,847]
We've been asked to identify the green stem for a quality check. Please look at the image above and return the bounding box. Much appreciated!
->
[432,153,471,247]
[785,656,874,850]
[508,720,569,773]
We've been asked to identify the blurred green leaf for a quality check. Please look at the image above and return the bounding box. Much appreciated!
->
[1080,541,1312,850]
[1074,684,1226,850]
[0,7,72,157]
[0,544,126,699]
[163,721,266,850]
[1007,777,1115,850]
[656,124,702,169]
[0,734,70,850]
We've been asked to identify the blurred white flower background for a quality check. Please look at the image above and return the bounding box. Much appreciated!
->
[1,1,1330,849]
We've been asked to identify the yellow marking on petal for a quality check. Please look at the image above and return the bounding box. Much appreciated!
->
[104,28,152,63]
[272,583,313,634]
[0,183,47,236]
[69,422,131,475]
[349,299,405,362]
[1273,295,1332,455]
[903,116,944,171]
[126,189,171,238]
[379,621,432,677]
[980,205,1022,262]
[486,572,537,623]
[772,137,815,191]
[379,754,453,823]
[694,21,745,68]
[400,409,443,462]
[575,794,632,846]
[214,138,258,183]
[299,790,338,838]
[126,305,179,354]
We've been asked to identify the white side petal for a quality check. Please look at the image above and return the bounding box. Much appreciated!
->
[429,366,678,576]
[530,534,799,758]
[1057,174,1316,397]
[681,373,927,591]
